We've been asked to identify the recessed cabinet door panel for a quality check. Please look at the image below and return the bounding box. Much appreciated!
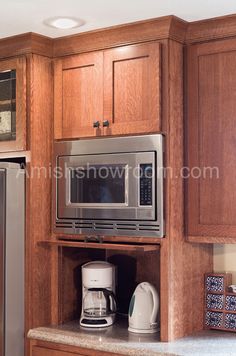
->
[0,57,26,152]
[103,42,161,135]
[54,52,103,139]
[186,39,236,239]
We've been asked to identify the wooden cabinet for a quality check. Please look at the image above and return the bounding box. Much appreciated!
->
[186,38,236,242]
[32,346,90,356]
[103,42,161,135]
[0,56,26,152]
[32,346,76,356]
[54,52,103,139]
[54,42,161,139]
[31,342,122,356]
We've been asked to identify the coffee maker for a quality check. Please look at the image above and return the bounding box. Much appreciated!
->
[80,261,117,328]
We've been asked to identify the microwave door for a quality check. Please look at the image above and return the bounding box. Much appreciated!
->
[67,164,129,208]
[64,162,133,220]
[57,153,135,220]
[57,152,156,221]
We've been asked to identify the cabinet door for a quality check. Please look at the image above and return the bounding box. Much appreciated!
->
[54,52,103,139]
[32,346,87,356]
[186,39,236,239]
[103,42,161,135]
[32,345,119,356]
[0,57,26,152]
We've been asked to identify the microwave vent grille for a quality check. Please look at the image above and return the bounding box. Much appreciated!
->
[55,221,161,234]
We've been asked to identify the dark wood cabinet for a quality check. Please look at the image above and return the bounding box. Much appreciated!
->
[0,56,26,152]
[54,42,161,139]
[186,38,236,242]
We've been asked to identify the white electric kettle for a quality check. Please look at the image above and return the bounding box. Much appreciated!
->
[128,282,159,334]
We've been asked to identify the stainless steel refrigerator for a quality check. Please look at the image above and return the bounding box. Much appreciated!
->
[0,163,24,356]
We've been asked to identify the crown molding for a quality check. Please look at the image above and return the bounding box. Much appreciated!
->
[0,32,53,60]
[186,14,236,44]
[1,13,236,59]
[53,16,187,57]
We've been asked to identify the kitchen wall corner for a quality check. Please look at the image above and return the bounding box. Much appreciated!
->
[214,245,236,283]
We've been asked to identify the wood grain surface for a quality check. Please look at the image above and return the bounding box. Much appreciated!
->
[186,38,236,239]
[53,16,187,57]
[0,33,53,59]
[25,54,53,334]
[186,14,236,44]
[160,40,213,340]
[30,340,123,356]
[103,42,161,136]
[54,52,103,139]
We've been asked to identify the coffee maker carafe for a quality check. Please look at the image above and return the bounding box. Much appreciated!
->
[80,261,117,328]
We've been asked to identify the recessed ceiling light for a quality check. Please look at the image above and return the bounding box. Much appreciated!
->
[44,17,85,29]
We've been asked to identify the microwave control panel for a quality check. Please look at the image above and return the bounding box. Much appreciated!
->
[139,163,153,206]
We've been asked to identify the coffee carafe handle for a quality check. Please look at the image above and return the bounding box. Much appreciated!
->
[102,289,117,314]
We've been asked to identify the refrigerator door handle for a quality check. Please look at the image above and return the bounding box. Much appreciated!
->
[0,170,6,356]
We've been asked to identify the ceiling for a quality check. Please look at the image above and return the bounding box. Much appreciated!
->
[1,0,236,39]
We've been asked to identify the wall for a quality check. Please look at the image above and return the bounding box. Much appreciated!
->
[214,245,236,283]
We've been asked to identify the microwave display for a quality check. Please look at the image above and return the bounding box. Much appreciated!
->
[140,163,153,206]
[70,164,126,205]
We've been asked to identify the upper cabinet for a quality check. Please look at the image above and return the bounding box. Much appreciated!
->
[186,39,236,242]
[103,42,161,136]
[54,52,103,139]
[0,57,26,152]
[54,42,161,139]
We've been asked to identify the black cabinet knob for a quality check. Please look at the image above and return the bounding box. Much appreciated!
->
[103,120,109,127]
[93,121,100,128]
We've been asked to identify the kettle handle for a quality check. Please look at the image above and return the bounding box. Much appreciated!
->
[147,284,159,325]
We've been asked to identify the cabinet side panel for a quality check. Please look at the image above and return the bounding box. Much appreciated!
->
[165,40,213,340]
[26,54,53,336]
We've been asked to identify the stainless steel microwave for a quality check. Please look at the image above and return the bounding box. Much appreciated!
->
[54,134,164,238]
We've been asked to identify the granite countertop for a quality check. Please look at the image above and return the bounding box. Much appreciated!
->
[28,319,236,356]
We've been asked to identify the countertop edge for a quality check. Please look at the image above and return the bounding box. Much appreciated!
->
[27,328,177,356]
